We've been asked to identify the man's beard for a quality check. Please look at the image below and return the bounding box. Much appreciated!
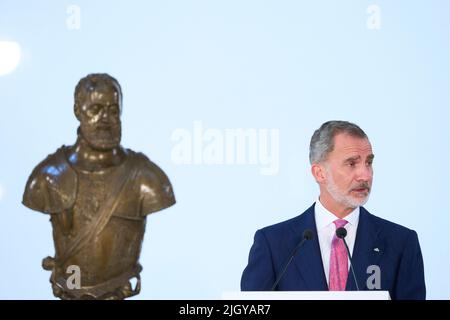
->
[80,123,122,151]
[324,167,371,209]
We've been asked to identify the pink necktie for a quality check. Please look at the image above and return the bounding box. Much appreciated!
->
[329,219,348,291]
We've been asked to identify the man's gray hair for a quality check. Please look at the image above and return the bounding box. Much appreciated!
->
[309,121,368,164]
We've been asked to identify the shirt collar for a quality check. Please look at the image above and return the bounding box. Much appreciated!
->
[314,198,360,231]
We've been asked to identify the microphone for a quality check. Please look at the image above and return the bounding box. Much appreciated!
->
[335,227,360,291]
[271,229,314,291]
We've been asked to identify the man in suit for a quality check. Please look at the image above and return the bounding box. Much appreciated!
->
[241,120,426,300]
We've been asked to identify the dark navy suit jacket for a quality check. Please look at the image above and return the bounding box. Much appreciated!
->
[241,203,426,300]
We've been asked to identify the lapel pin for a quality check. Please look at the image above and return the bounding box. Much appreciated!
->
[374,247,380,252]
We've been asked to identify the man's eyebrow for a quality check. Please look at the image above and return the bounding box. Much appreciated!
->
[344,154,375,162]
[343,156,361,163]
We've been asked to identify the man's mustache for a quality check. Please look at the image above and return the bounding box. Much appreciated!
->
[350,182,371,193]
[93,123,120,131]
[82,124,121,142]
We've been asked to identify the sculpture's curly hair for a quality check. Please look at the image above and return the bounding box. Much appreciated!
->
[74,73,122,111]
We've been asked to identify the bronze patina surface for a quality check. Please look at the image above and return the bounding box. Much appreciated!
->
[23,74,175,299]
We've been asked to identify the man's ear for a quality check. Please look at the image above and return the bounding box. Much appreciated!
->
[311,163,326,184]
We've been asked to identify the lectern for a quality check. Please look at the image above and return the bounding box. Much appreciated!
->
[222,291,390,300]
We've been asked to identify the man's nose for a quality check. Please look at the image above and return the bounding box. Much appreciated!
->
[99,108,112,123]
[356,165,373,182]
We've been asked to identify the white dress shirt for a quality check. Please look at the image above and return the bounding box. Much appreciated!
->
[314,199,360,286]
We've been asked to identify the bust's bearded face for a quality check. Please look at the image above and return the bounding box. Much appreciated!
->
[77,87,122,151]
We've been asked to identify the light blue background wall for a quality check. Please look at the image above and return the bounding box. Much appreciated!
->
[0,0,449,299]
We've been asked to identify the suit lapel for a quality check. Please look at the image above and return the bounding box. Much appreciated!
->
[292,204,328,290]
[288,205,385,291]
[346,207,384,290]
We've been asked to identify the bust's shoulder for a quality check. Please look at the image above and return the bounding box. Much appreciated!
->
[125,149,172,183]
[123,149,175,214]
[28,147,71,177]
[23,146,77,213]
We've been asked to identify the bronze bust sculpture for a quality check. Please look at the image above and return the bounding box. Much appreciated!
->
[22,74,175,299]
